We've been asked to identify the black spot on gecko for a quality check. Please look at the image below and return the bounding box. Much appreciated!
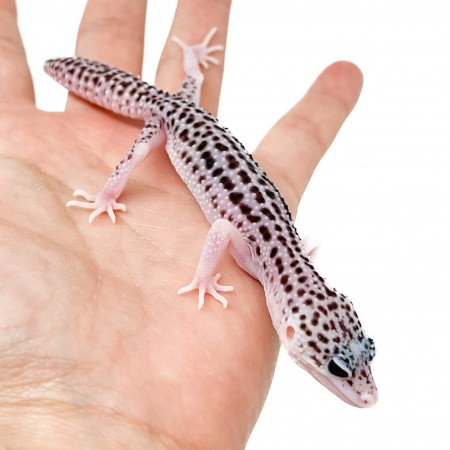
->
[246,160,258,174]
[220,176,235,191]
[197,141,208,152]
[328,302,338,311]
[216,142,228,152]
[77,66,87,79]
[325,287,337,297]
[250,186,265,204]
[229,192,244,205]
[238,170,251,184]
[271,202,281,215]
[259,225,271,241]
[275,258,284,274]
[261,207,275,220]
[308,341,321,353]
[226,154,239,169]
[270,247,278,258]
[205,157,215,170]
[239,203,251,215]
[264,189,275,200]
[248,215,262,223]
[119,81,131,89]
[212,167,224,177]
[179,129,189,142]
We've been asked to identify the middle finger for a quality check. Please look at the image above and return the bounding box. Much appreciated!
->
[155,0,232,116]
[66,0,148,111]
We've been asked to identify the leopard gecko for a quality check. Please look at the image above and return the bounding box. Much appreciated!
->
[44,28,378,407]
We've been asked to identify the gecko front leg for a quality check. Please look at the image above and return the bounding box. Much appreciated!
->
[67,119,165,223]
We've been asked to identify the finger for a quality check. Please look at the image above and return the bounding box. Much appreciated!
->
[0,0,34,104]
[66,0,147,111]
[155,0,232,116]
[255,61,364,212]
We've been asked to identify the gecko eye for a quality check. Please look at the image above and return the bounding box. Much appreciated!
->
[327,357,351,378]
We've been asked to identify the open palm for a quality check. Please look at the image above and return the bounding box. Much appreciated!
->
[0,0,363,448]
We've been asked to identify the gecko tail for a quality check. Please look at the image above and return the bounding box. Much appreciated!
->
[44,57,162,120]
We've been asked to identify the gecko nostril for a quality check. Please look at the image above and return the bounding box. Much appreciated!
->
[286,326,295,341]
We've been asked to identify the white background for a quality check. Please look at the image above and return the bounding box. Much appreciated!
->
[16,0,450,449]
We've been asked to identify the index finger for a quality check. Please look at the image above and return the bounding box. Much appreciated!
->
[155,0,231,116]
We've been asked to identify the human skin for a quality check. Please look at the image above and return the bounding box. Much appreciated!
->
[0,0,363,448]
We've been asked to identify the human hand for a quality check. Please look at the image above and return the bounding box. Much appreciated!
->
[0,0,363,448]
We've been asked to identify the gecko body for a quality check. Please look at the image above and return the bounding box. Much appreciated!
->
[44,29,377,407]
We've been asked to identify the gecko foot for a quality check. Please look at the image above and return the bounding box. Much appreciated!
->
[66,189,126,224]
[172,27,224,69]
[302,233,320,262]
[177,273,233,309]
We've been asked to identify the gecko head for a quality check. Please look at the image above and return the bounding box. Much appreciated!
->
[268,281,378,408]
[289,332,378,408]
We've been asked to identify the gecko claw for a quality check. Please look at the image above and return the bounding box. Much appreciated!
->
[172,27,223,71]
[67,189,126,223]
[72,189,96,201]
[177,272,233,309]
